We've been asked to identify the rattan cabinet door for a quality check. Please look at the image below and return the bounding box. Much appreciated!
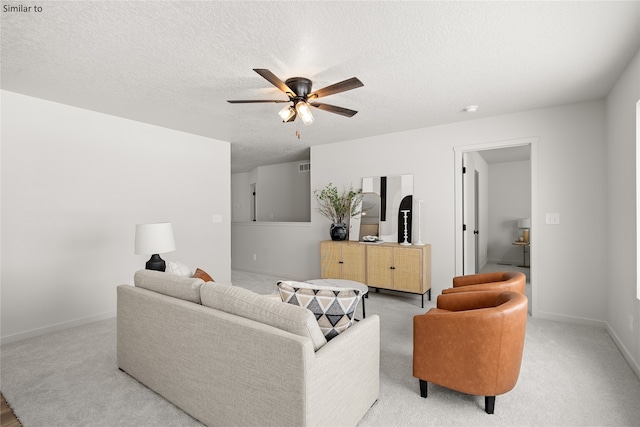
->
[341,244,366,283]
[320,241,366,282]
[366,245,394,288]
[320,241,343,279]
[393,247,423,293]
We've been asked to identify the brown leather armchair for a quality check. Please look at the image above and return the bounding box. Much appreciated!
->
[442,271,526,295]
[413,290,528,414]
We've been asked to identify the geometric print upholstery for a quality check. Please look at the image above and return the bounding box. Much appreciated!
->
[277,280,362,341]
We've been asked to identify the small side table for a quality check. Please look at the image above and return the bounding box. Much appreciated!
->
[512,241,530,268]
[306,279,369,319]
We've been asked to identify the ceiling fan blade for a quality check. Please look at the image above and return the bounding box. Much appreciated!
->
[253,69,296,96]
[227,99,290,103]
[310,102,358,117]
[307,77,363,100]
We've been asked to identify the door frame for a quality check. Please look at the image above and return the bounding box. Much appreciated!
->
[474,169,480,273]
[461,152,481,275]
[454,136,539,316]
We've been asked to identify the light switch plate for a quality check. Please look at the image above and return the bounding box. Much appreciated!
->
[212,214,223,223]
[546,213,560,225]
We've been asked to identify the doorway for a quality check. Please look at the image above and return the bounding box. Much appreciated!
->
[455,137,538,316]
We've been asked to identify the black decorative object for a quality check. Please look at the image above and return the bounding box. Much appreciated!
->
[330,223,348,241]
[380,176,387,222]
[145,254,167,272]
[398,195,413,244]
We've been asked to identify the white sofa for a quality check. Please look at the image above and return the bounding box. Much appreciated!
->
[117,270,380,427]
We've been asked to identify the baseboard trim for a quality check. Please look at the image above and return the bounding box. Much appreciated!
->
[1,310,117,346]
[231,267,301,282]
[535,310,607,328]
[606,322,640,381]
[487,258,521,266]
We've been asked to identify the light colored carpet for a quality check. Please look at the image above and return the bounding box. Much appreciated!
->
[1,270,639,426]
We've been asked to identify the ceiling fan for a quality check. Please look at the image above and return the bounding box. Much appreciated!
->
[227,69,364,125]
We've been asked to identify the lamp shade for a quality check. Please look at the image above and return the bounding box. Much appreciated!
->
[135,223,176,255]
[517,218,531,229]
[278,105,296,122]
[295,101,314,125]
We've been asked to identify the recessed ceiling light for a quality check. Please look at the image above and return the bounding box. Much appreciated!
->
[463,105,479,113]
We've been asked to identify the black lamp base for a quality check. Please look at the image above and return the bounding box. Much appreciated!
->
[145,254,166,272]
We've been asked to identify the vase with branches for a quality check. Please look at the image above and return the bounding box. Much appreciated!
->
[314,183,363,240]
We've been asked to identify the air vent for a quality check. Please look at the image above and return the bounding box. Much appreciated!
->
[298,162,311,172]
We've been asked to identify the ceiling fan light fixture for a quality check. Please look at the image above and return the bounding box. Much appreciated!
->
[296,101,314,125]
[278,105,296,122]
[228,69,363,124]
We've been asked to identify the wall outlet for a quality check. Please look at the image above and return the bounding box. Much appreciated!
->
[629,315,634,333]
[546,213,560,224]
[252,254,257,261]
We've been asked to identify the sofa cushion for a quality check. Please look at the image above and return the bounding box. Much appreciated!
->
[200,282,327,351]
[277,280,362,341]
[192,268,214,282]
[134,269,204,304]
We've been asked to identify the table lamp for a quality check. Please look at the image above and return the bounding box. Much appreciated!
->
[517,218,531,243]
[135,222,176,271]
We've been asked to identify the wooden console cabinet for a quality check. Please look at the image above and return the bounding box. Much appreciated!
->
[320,241,431,307]
[320,241,366,283]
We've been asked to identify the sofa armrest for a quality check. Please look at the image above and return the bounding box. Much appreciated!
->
[436,290,504,311]
[452,272,505,287]
[307,315,380,427]
[449,272,525,295]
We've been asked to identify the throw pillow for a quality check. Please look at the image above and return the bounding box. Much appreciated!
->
[193,268,214,282]
[165,261,192,277]
[277,280,362,341]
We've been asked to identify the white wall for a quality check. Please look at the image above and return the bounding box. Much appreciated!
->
[231,172,251,222]
[256,161,310,222]
[232,99,608,325]
[487,160,532,264]
[606,48,640,377]
[1,91,231,343]
[231,222,314,279]
[232,161,310,222]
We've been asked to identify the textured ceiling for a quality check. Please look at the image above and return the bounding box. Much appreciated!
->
[2,1,639,172]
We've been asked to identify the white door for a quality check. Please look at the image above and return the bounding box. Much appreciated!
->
[462,153,477,275]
